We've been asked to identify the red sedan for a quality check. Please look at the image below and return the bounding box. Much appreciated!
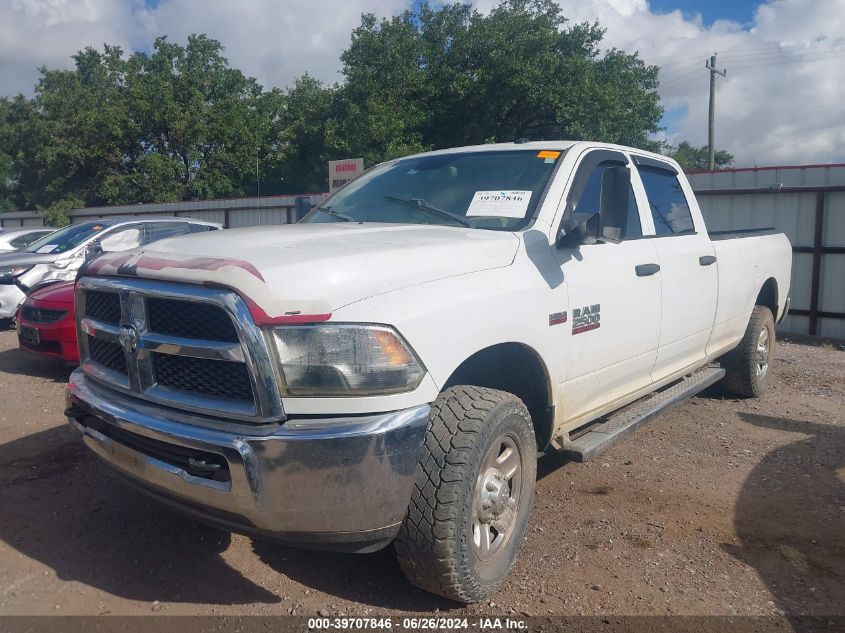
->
[17,280,79,364]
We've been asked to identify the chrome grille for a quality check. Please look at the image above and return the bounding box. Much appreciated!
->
[153,352,254,401]
[75,277,284,423]
[148,298,239,342]
[88,335,128,375]
[85,290,121,324]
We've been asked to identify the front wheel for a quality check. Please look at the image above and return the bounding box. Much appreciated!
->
[720,305,776,398]
[394,386,536,603]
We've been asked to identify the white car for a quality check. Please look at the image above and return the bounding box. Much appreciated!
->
[65,141,792,602]
[0,228,56,252]
[0,216,221,326]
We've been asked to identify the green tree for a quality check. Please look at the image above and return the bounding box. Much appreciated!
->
[274,76,341,193]
[121,35,266,202]
[2,3,667,210]
[0,98,17,210]
[666,141,734,171]
[337,0,663,161]
[39,194,84,227]
[8,35,269,209]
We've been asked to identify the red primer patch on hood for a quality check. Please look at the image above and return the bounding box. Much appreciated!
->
[197,280,331,326]
[242,294,331,326]
[133,255,265,281]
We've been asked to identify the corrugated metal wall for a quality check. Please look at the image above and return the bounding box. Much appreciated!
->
[65,193,329,229]
[0,211,46,228]
[688,165,845,339]
[3,167,842,339]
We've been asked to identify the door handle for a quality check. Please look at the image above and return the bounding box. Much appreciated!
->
[699,255,717,266]
[635,263,661,277]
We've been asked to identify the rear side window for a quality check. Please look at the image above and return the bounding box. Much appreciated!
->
[189,223,218,232]
[144,222,189,244]
[99,226,143,252]
[570,160,642,239]
[638,167,695,236]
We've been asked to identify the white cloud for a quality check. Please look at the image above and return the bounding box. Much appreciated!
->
[0,0,410,95]
[479,0,845,165]
[0,0,146,94]
[139,0,411,89]
[1,0,843,165]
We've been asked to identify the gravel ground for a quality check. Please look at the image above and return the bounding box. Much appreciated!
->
[0,328,842,618]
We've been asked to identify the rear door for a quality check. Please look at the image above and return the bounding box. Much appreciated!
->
[631,156,718,381]
[557,149,662,423]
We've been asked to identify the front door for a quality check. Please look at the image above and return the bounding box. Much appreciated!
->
[556,150,662,424]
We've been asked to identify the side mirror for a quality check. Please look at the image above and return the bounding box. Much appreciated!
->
[85,241,103,260]
[0,272,14,286]
[598,166,630,243]
[556,213,601,249]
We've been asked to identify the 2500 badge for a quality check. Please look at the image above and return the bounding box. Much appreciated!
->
[572,304,600,334]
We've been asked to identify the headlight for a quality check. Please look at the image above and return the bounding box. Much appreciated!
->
[270,324,425,396]
[0,265,32,277]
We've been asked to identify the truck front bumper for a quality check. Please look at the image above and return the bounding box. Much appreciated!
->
[66,369,430,552]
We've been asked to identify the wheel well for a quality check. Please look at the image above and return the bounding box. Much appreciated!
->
[443,343,554,450]
[756,278,778,317]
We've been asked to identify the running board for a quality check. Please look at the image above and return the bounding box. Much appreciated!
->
[558,367,725,462]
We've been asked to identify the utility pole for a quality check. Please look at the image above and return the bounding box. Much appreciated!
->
[705,53,727,170]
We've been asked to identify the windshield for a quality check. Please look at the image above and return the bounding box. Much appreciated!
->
[25,222,109,254]
[301,149,564,230]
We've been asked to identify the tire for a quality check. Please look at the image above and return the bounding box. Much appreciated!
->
[720,306,776,398]
[0,318,12,330]
[394,385,537,603]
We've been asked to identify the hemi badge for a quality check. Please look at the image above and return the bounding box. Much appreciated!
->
[549,311,568,326]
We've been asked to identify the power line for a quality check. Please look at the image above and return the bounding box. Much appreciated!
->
[659,64,703,83]
[721,45,845,63]
[729,51,845,71]
[657,39,845,77]
[660,70,704,90]
[661,73,705,91]
[659,46,845,90]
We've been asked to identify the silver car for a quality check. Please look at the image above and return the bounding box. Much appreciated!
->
[0,228,56,252]
[0,216,221,326]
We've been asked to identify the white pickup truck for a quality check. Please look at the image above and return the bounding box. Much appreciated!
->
[65,141,791,603]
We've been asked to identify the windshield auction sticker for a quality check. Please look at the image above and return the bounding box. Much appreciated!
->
[466,190,531,218]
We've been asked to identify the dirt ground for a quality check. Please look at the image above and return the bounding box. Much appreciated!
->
[0,328,843,619]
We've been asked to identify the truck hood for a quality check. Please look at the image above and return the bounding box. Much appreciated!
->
[83,223,519,320]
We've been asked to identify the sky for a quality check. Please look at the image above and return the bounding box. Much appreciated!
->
[1,0,844,167]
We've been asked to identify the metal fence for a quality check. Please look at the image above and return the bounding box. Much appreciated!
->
[0,193,328,230]
[3,166,842,339]
[688,164,845,340]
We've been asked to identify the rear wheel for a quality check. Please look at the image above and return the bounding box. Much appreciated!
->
[0,318,12,330]
[394,386,536,603]
[721,306,776,398]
